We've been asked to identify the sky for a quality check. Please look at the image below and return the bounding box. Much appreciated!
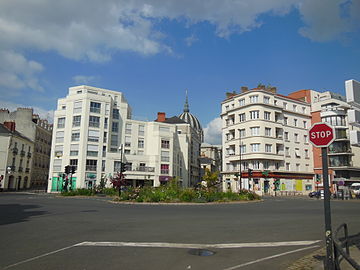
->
[0,0,359,145]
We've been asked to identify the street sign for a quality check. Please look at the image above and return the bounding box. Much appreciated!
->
[309,122,335,147]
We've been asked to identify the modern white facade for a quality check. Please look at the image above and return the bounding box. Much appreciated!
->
[221,86,314,195]
[48,85,202,192]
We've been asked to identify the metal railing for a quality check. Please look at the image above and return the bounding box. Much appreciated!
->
[334,223,360,270]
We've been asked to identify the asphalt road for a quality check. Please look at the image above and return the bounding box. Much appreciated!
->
[0,193,359,270]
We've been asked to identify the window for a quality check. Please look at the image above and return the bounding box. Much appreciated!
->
[161,164,169,174]
[303,121,307,128]
[239,98,245,106]
[138,150,144,155]
[304,135,308,143]
[250,95,259,103]
[251,143,260,152]
[88,130,99,142]
[125,123,132,134]
[253,161,260,170]
[161,151,170,162]
[102,160,105,172]
[90,102,101,113]
[105,104,110,115]
[264,161,269,170]
[161,139,170,149]
[71,131,80,142]
[265,144,272,153]
[54,145,63,156]
[87,145,98,157]
[103,132,107,143]
[55,131,64,143]
[89,116,100,127]
[112,109,120,119]
[265,128,271,137]
[86,160,97,171]
[302,107,306,114]
[239,113,246,122]
[112,122,119,133]
[53,159,62,171]
[114,161,121,172]
[294,133,299,142]
[283,102,287,109]
[296,163,300,171]
[284,117,288,125]
[250,127,260,136]
[305,149,309,158]
[73,116,81,127]
[275,162,280,170]
[286,163,290,171]
[138,125,145,136]
[284,132,289,141]
[57,117,65,128]
[264,112,271,120]
[294,119,298,127]
[264,96,270,104]
[111,135,118,146]
[240,144,246,154]
[239,129,246,138]
[70,159,78,171]
[285,147,290,157]
[293,105,297,112]
[104,118,108,129]
[138,139,144,148]
[250,110,260,120]
[70,144,79,156]
[102,146,106,157]
[295,148,301,158]
[125,136,131,147]
[73,101,82,114]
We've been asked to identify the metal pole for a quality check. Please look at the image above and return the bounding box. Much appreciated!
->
[239,131,242,191]
[322,147,334,269]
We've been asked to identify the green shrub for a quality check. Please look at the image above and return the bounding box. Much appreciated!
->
[61,188,95,196]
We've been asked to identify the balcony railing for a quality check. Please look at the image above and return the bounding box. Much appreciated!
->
[135,167,155,172]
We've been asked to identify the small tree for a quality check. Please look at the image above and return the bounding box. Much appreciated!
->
[202,169,220,191]
[110,172,126,196]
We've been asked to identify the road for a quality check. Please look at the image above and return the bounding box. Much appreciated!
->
[0,193,359,270]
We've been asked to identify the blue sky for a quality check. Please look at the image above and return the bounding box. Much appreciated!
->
[0,0,359,144]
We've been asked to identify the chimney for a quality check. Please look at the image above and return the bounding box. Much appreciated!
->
[4,121,16,132]
[157,112,166,122]
[241,86,248,93]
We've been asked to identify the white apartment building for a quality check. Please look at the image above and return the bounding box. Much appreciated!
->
[221,86,314,195]
[48,86,202,192]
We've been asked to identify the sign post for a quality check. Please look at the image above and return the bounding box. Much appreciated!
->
[309,122,335,269]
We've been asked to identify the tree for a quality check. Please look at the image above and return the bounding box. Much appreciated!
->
[202,169,220,191]
[110,172,126,196]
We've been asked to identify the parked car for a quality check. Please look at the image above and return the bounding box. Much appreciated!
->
[309,191,321,198]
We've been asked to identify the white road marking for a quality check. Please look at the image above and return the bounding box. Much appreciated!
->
[3,243,84,269]
[75,240,321,249]
[222,245,320,270]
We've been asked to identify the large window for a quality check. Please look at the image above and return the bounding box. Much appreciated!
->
[161,164,169,174]
[71,131,80,142]
[57,117,65,128]
[88,130,99,142]
[87,145,98,157]
[86,160,97,171]
[250,95,259,103]
[138,139,144,148]
[161,151,170,162]
[161,139,170,149]
[239,113,246,122]
[70,159,78,171]
[250,127,260,136]
[90,102,101,113]
[73,115,81,127]
[73,101,82,114]
[112,122,119,133]
[265,144,272,153]
[323,115,346,126]
[70,144,79,156]
[265,128,271,137]
[239,98,245,106]
[264,96,270,104]
[138,125,145,136]
[251,143,260,152]
[112,109,120,119]
[111,135,118,146]
[264,112,271,120]
[250,110,260,120]
[89,116,100,127]
[240,144,246,154]
[55,131,64,143]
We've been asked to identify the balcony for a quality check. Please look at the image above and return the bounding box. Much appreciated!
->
[134,167,155,172]
[27,152,32,158]
[20,150,25,157]
[12,148,18,155]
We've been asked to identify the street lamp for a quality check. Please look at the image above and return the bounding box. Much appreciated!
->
[239,131,242,191]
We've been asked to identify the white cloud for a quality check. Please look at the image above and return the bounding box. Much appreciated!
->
[0,100,54,123]
[72,75,100,85]
[185,34,199,47]
[203,117,222,145]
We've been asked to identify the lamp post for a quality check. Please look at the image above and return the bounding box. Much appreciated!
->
[239,131,242,191]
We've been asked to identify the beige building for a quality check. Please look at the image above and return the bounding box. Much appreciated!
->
[0,108,52,189]
[200,143,222,177]
[0,122,34,190]
[221,86,314,195]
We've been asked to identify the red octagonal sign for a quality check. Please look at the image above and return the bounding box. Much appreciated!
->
[309,122,335,147]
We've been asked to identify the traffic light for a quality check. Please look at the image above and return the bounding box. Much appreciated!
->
[120,162,127,173]
[65,165,70,174]
[71,166,76,174]
[248,168,253,178]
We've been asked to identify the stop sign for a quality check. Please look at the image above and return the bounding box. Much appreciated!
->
[309,122,335,147]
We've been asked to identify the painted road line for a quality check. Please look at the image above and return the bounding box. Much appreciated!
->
[222,245,320,270]
[3,243,84,269]
[75,240,321,249]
